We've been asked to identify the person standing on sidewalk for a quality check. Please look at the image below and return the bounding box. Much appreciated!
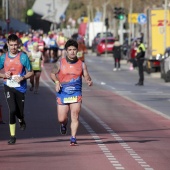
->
[135,38,146,86]
[0,34,33,144]
[112,39,122,71]
[50,39,93,146]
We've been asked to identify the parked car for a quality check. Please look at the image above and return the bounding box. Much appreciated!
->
[92,32,113,52]
[96,37,115,56]
[160,47,170,82]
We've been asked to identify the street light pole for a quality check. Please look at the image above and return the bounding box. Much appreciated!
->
[128,0,133,45]
[6,0,9,33]
[164,0,168,52]
[102,0,110,57]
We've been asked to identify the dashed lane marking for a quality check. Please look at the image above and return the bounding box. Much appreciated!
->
[82,105,154,170]
[80,117,125,170]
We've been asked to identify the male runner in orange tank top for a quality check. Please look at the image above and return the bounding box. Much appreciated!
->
[0,34,33,144]
[51,39,92,146]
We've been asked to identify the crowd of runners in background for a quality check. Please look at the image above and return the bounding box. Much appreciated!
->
[0,29,69,63]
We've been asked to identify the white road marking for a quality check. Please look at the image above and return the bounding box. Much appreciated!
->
[82,105,154,170]
[80,117,125,170]
[101,82,106,85]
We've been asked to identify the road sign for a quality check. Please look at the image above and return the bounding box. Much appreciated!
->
[94,12,102,22]
[137,13,147,24]
[128,13,138,23]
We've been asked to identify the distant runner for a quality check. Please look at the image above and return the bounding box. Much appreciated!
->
[29,42,44,94]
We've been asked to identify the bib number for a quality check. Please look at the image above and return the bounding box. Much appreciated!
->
[6,75,20,87]
[32,58,40,70]
[77,51,83,58]
[63,96,78,103]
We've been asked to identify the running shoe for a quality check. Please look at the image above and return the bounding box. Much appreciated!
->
[19,119,26,131]
[8,136,16,145]
[60,123,67,135]
[70,137,78,146]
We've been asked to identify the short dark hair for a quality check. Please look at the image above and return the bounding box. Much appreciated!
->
[8,34,19,43]
[65,39,78,50]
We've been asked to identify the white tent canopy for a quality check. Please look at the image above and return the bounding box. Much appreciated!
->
[32,0,69,23]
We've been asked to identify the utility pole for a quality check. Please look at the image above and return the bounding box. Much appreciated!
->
[164,0,168,52]
[128,0,133,45]
[119,1,125,45]
[5,0,9,33]
[102,0,110,57]
[90,0,94,22]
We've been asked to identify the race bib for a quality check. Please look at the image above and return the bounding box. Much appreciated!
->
[63,96,78,103]
[77,51,83,58]
[50,41,55,45]
[6,75,20,87]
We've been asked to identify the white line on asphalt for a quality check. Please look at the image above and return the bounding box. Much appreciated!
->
[82,105,154,170]
[92,77,170,119]
[80,117,125,170]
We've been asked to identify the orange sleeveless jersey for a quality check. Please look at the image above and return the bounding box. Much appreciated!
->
[56,58,83,105]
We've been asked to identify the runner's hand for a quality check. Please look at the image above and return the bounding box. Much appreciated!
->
[14,76,23,83]
[55,82,62,92]
[87,79,93,86]
[5,71,12,79]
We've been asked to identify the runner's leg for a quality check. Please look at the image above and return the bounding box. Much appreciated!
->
[34,71,41,93]
[57,104,69,124]
[4,85,17,138]
[15,90,25,120]
[70,103,81,138]
[30,73,34,91]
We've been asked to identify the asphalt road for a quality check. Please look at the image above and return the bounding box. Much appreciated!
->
[0,53,170,170]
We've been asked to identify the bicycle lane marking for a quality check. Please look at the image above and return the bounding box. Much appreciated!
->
[41,64,154,170]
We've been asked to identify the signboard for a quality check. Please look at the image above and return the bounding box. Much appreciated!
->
[128,13,138,23]
[137,13,147,24]
[32,0,69,23]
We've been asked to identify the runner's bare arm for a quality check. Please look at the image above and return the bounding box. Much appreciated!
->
[50,62,62,92]
[0,71,11,79]
[51,61,60,75]
[41,52,45,66]
[82,63,93,86]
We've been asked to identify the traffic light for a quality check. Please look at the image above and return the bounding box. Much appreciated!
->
[114,7,125,20]
[105,18,109,29]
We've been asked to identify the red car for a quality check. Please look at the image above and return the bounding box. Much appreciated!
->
[96,37,115,56]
